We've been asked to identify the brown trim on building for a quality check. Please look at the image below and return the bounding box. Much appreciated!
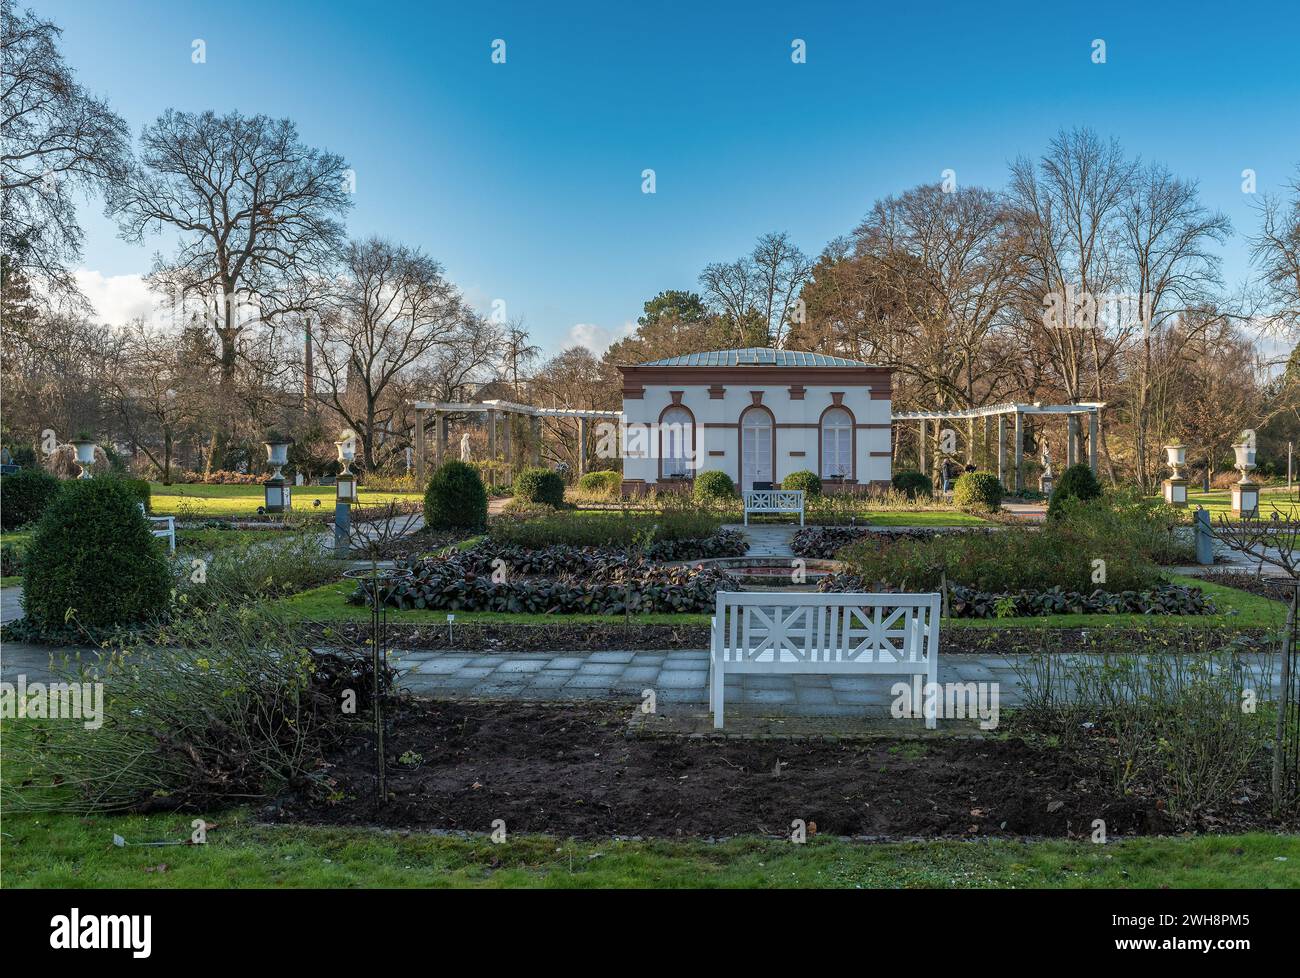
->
[788,384,806,400]
[622,386,644,399]
[620,479,647,498]
[870,389,892,400]
[708,450,725,457]
[750,390,764,406]
[737,404,776,490]
[817,402,857,482]
[707,384,726,399]
[860,423,890,429]
[869,450,892,457]
[789,450,806,457]
[669,390,684,405]
[830,391,845,406]
[657,401,696,483]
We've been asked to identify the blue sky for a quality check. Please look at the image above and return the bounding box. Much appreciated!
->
[53,0,1300,358]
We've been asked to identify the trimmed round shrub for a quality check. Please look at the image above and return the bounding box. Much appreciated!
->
[513,467,565,508]
[23,479,172,631]
[782,470,822,497]
[424,460,488,530]
[0,468,62,530]
[891,470,933,499]
[693,470,735,502]
[577,470,621,497]
[1048,462,1103,520]
[952,470,1003,512]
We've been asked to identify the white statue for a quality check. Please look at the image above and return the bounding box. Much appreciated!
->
[460,432,472,462]
[1040,445,1053,477]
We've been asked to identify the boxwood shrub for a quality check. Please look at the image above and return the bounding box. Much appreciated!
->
[891,470,933,499]
[693,469,735,502]
[0,468,62,530]
[576,470,622,497]
[513,467,565,508]
[424,460,488,530]
[782,470,822,497]
[952,470,1003,512]
[22,478,172,631]
[1048,463,1103,519]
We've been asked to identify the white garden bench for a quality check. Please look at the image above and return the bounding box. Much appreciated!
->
[742,488,805,525]
[709,590,940,729]
[138,501,175,553]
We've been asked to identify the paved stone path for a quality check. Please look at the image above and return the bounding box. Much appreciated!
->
[726,523,799,557]
[387,647,1284,719]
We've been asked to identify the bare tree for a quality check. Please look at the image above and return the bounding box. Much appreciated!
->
[314,237,463,470]
[107,110,351,400]
[700,231,812,347]
[1250,166,1300,341]
[0,0,129,306]
[1119,164,1231,488]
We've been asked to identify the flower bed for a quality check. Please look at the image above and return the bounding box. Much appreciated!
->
[818,573,1216,618]
[350,549,738,615]
[791,525,978,559]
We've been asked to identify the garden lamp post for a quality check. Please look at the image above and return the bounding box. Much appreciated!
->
[1162,443,1188,508]
[70,438,97,479]
[262,438,293,513]
[1231,440,1259,518]
[334,430,358,556]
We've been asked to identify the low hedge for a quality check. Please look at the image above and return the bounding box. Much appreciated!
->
[461,532,745,575]
[1048,463,1102,519]
[424,460,488,530]
[489,509,724,550]
[952,470,1003,512]
[819,574,1215,618]
[791,525,977,560]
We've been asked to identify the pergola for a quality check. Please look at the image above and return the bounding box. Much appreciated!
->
[891,401,1105,492]
[410,398,620,483]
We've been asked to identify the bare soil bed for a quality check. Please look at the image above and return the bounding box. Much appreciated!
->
[266,699,1289,840]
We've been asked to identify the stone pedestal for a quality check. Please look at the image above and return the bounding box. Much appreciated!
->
[1231,480,1259,518]
[1162,477,1188,507]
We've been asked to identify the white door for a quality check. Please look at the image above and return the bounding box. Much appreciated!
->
[741,411,773,489]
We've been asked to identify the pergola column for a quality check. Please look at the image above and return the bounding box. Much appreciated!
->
[966,416,975,465]
[434,411,445,469]
[487,409,498,460]
[578,417,588,476]
[917,420,928,476]
[414,409,426,483]
[531,416,541,466]
[1013,410,1024,492]
[996,415,1006,487]
[1067,414,1079,468]
[1088,411,1099,474]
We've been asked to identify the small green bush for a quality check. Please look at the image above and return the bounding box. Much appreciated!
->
[952,471,1003,512]
[1048,463,1103,519]
[693,470,735,502]
[782,470,822,497]
[576,470,621,497]
[424,460,488,530]
[23,479,172,631]
[100,474,151,514]
[0,468,62,530]
[513,467,566,508]
[180,530,340,606]
[490,509,721,549]
[891,470,933,499]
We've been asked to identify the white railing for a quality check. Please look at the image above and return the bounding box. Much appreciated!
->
[709,590,940,729]
[742,489,805,525]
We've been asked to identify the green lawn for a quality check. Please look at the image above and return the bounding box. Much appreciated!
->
[148,482,422,517]
[1173,487,1300,520]
[3,807,1295,888]
[278,571,1284,631]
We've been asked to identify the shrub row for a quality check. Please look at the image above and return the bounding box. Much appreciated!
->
[489,508,725,550]
[456,531,746,577]
[818,574,1216,618]
[790,525,973,559]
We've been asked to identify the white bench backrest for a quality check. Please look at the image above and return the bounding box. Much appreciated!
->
[714,591,939,665]
[743,489,803,510]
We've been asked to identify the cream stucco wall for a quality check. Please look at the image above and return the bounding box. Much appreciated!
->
[621,381,891,490]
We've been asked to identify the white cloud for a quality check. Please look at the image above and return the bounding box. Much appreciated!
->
[566,321,636,356]
[73,269,161,326]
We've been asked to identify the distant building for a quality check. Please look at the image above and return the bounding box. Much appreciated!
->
[617,348,893,495]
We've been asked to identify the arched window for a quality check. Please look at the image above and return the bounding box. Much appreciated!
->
[740,407,774,489]
[660,405,693,478]
[820,408,853,479]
